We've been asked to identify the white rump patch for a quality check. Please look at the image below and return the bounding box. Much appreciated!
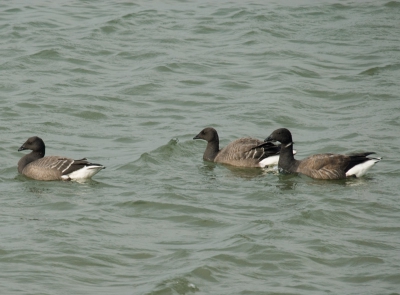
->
[67,165,105,180]
[346,158,381,178]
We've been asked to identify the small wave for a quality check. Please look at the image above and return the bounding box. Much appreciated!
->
[359,64,400,76]
[384,1,400,8]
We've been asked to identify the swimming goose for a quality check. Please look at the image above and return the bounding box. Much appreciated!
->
[265,128,381,179]
[193,127,295,168]
[17,136,105,181]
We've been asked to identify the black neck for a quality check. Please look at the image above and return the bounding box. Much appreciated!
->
[278,142,300,172]
[203,140,220,162]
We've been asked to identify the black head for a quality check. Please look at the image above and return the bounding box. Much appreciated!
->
[265,128,293,145]
[18,136,46,153]
[193,127,219,143]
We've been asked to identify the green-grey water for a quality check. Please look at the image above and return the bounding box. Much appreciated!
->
[1,1,400,294]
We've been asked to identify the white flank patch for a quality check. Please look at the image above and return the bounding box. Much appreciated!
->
[346,158,381,178]
[67,165,105,180]
[259,155,279,167]
[258,150,297,168]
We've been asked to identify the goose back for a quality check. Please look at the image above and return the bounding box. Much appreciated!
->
[215,138,280,167]
[296,153,351,179]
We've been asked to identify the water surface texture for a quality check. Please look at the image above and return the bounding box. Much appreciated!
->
[1,1,399,294]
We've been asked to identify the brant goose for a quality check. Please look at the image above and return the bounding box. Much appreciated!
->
[17,136,105,181]
[193,127,296,168]
[265,128,381,179]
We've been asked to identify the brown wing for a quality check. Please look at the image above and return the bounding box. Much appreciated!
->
[215,138,280,167]
[297,154,349,180]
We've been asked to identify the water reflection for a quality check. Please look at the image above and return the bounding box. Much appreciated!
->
[276,173,299,190]
[223,165,270,179]
[198,161,276,179]
[275,172,374,190]
[197,161,376,188]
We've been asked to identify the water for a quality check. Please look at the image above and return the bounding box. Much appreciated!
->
[1,1,399,294]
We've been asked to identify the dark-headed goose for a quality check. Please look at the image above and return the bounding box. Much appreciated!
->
[193,127,296,168]
[18,136,105,181]
[265,128,381,179]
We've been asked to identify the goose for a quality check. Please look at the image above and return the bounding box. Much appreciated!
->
[17,136,105,181]
[193,127,296,168]
[265,128,381,179]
